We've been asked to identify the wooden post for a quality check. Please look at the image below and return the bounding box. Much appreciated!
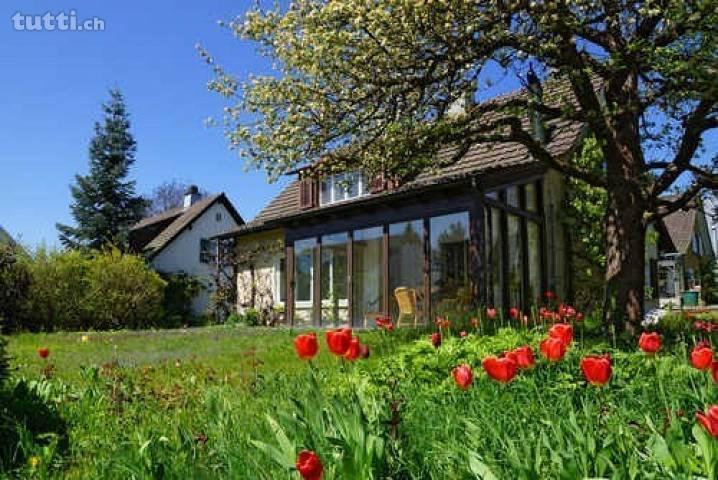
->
[423,217,431,323]
[313,239,322,326]
[347,231,354,327]
[382,224,390,316]
[286,242,295,327]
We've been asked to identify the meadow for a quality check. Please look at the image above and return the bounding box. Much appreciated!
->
[2,319,718,479]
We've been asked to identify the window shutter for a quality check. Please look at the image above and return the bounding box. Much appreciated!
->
[299,178,317,209]
[369,173,386,194]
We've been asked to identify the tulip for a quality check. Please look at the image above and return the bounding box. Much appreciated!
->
[638,332,661,354]
[431,332,442,349]
[540,337,567,362]
[294,333,319,360]
[576,312,584,322]
[508,307,520,319]
[486,308,497,320]
[548,323,573,345]
[38,348,49,359]
[359,344,370,359]
[691,342,713,370]
[696,406,718,438]
[452,364,473,390]
[296,450,323,480]
[544,290,556,300]
[482,356,518,383]
[344,336,362,361]
[580,354,612,386]
[460,331,467,338]
[326,329,352,356]
[506,345,535,369]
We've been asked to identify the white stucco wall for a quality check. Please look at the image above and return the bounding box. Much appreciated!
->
[151,201,241,314]
[235,230,285,315]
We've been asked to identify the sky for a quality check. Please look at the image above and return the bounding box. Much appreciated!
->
[0,1,292,248]
[1,2,715,248]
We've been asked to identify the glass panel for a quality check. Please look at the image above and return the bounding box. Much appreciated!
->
[389,220,424,323]
[528,222,541,305]
[353,227,384,327]
[431,212,470,314]
[320,179,331,205]
[525,183,538,212]
[321,232,349,326]
[345,172,360,198]
[507,215,523,309]
[489,208,504,308]
[332,173,346,202]
[294,238,316,326]
[506,186,520,208]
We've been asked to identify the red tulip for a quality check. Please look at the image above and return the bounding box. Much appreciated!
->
[38,348,49,359]
[506,346,535,369]
[508,307,520,319]
[540,337,567,362]
[638,332,661,354]
[548,323,573,345]
[294,333,319,360]
[580,354,612,386]
[696,406,718,438]
[576,312,584,322]
[691,342,713,370]
[460,331,467,338]
[482,356,518,383]
[359,344,370,359]
[296,450,323,480]
[326,329,352,356]
[452,364,473,390]
[486,308,497,320]
[344,336,362,361]
[431,332,442,348]
[544,290,556,300]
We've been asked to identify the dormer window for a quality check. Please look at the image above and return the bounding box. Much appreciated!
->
[319,171,369,205]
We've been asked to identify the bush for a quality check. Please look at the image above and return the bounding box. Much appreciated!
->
[20,248,166,331]
[0,245,31,332]
[158,272,203,328]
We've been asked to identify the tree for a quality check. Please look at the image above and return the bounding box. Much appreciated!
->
[145,181,208,216]
[206,1,718,332]
[57,89,147,251]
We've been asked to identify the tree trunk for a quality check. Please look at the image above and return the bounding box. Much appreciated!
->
[603,179,646,335]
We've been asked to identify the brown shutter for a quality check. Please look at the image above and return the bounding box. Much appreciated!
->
[299,178,317,209]
[369,173,386,193]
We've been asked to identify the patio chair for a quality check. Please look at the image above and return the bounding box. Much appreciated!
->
[394,287,418,328]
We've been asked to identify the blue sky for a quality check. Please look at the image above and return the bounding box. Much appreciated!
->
[1,2,714,248]
[0,1,291,248]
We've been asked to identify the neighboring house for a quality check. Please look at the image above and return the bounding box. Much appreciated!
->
[130,186,244,314]
[216,81,585,328]
[653,199,717,307]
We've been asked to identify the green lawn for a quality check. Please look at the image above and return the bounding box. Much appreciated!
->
[3,324,718,479]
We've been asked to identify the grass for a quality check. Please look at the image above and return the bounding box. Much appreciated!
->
[2,323,718,478]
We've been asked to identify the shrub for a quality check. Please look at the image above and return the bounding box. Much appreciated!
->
[159,272,203,328]
[83,249,165,330]
[0,245,31,332]
[21,248,166,331]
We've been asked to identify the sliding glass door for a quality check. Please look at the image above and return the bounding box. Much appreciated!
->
[294,238,316,326]
[389,220,424,322]
[321,232,349,326]
[353,227,384,327]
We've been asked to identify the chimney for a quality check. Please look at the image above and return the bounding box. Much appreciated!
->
[183,185,201,208]
[447,81,477,119]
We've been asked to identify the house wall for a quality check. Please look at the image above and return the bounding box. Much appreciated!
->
[151,202,241,314]
[235,229,285,315]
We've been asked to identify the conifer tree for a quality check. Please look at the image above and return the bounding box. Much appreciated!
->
[57,89,147,250]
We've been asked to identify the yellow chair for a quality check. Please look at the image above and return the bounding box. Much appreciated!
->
[394,287,418,328]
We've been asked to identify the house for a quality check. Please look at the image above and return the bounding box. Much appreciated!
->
[130,186,244,314]
[654,199,717,307]
[216,81,587,328]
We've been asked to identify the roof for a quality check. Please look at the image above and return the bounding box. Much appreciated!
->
[219,79,586,239]
[130,193,244,257]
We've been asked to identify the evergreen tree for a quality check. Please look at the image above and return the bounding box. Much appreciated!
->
[57,89,148,250]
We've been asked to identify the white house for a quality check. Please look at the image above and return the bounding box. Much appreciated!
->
[130,186,244,314]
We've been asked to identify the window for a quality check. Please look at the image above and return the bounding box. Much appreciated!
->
[294,238,316,326]
[353,227,384,326]
[319,171,369,205]
[199,238,216,263]
[275,257,287,304]
[321,232,349,326]
[390,220,424,320]
[507,215,523,308]
[431,212,470,313]
[693,234,702,255]
[487,207,504,308]
[215,212,222,222]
